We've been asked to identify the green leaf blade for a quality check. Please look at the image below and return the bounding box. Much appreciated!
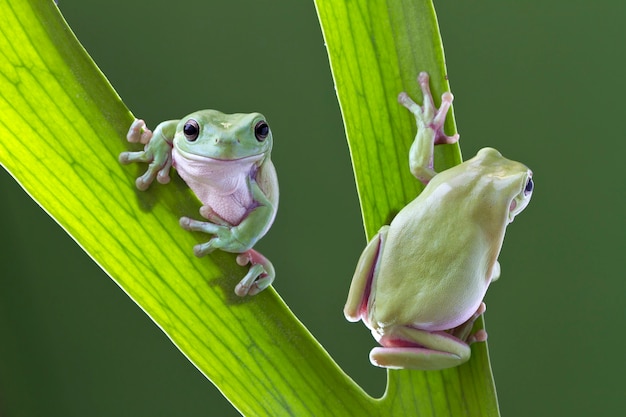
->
[315,0,499,415]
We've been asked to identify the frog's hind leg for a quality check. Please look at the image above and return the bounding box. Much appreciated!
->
[372,327,472,370]
[344,226,389,323]
[234,249,275,296]
[370,305,487,370]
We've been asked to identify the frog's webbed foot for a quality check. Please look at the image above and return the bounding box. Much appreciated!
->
[235,249,275,296]
[398,72,459,145]
[180,216,234,256]
[398,72,459,184]
[119,119,173,191]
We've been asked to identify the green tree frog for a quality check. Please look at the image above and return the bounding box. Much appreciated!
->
[344,72,533,370]
[119,110,278,297]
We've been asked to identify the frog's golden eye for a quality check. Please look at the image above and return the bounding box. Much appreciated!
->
[254,120,269,142]
[183,119,199,141]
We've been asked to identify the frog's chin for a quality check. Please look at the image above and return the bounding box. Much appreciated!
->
[175,147,264,164]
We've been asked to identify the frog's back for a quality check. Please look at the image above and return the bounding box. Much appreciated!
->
[372,174,502,331]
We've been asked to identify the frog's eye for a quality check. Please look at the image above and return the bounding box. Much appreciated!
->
[183,120,199,141]
[254,120,270,141]
[524,177,534,196]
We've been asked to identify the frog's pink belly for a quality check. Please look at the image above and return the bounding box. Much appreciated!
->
[171,147,257,225]
[204,191,252,225]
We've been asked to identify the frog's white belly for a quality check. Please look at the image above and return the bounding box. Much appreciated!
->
[172,148,261,225]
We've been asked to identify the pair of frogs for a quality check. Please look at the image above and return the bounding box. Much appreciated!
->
[119,72,533,371]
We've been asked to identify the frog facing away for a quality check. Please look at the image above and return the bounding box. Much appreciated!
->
[120,110,278,296]
[344,73,533,370]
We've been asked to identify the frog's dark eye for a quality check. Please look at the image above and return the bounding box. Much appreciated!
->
[524,177,534,196]
[254,120,270,141]
[183,120,199,141]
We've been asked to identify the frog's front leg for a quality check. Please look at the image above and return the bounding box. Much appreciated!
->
[398,72,459,184]
[180,178,276,296]
[371,303,487,370]
[119,119,178,190]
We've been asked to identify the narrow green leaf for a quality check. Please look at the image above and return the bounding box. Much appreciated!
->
[315,0,500,415]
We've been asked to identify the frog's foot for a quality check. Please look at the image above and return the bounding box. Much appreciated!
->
[399,72,460,184]
[119,119,172,190]
[119,154,172,190]
[371,326,472,370]
[180,216,227,256]
[449,302,488,344]
[119,120,153,165]
[234,249,275,296]
[398,72,459,145]
[180,216,257,257]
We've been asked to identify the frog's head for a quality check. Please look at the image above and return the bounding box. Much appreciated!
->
[473,147,533,223]
[173,109,272,161]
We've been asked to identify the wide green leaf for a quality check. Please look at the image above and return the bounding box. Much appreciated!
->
[1,0,499,415]
[0,1,366,415]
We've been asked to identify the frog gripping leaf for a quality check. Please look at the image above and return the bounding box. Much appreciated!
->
[120,110,278,296]
[344,73,533,370]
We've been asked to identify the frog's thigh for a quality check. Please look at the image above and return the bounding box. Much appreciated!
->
[372,327,471,370]
[344,226,390,321]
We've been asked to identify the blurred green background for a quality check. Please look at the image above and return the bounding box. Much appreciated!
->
[1,1,624,416]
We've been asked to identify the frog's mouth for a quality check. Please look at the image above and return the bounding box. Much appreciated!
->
[508,173,533,223]
[508,194,531,222]
[174,147,265,164]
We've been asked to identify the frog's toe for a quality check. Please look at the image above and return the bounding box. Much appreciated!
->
[156,168,171,184]
[417,71,430,87]
[179,216,193,229]
[135,176,152,191]
[127,119,145,142]
[245,276,273,296]
[127,119,153,144]
[118,152,131,164]
[468,329,488,344]
[235,267,273,297]
[434,132,459,145]
[193,240,217,257]
[236,253,251,266]
[397,92,422,116]
[119,150,149,165]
